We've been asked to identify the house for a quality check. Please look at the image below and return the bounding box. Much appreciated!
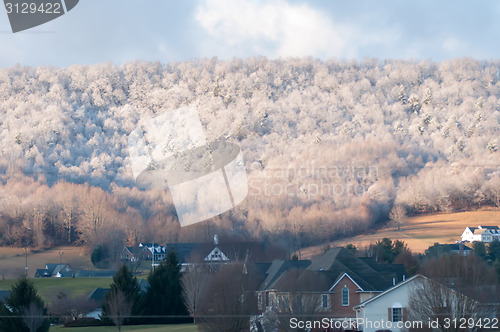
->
[257,247,407,320]
[425,243,473,256]
[256,259,311,310]
[35,263,73,278]
[85,280,150,319]
[121,246,149,263]
[354,275,423,332]
[126,235,287,271]
[461,225,500,243]
[85,287,110,319]
[139,243,167,263]
[354,274,496,332]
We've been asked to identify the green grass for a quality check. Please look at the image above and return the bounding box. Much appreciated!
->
[0,278,113,302]
[50,324,198,332]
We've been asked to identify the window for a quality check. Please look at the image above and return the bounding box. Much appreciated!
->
[392,307,402,322]
[342,286,349,306]
[322,294,329,309]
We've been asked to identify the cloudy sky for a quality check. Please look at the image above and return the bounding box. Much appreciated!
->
[1,0,499,67]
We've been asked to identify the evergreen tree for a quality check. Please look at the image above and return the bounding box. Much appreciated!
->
[473,241,487,259]
[0,277,49,332]
[102,265,142,325]
[488,239,500,262]
[144,248,189,324]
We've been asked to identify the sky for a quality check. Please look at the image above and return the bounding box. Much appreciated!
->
[1,0,500,68]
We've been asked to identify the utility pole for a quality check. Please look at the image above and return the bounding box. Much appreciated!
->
[24,241,29,277]
[152,242,155,272]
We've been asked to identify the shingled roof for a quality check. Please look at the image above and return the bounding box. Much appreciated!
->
[263,247,406,293]
[258,259,311,291]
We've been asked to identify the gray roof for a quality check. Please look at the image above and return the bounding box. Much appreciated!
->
[35,269,51,277]
[44,264,72,276]
[57,271,75,277]
[89,287,109,304]
[258,259,311,291]
[264,247,407,293]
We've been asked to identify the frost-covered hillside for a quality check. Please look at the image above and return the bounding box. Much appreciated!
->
[0,58,499,247]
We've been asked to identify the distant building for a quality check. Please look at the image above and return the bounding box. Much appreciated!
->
[124,235,286,271]
[425,243,473,256]
[461,225,500,243]
[35,263,73,278]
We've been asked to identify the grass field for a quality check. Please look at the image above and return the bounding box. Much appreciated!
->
[0,246,92,279]
[49,324,198,332]
[0,277,114,302]
[302,207,500,257]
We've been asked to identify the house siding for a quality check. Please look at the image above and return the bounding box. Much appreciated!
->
[355,279,418,332]
[330,275,360,318]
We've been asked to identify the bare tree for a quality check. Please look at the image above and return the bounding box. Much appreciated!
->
[407,277,484,332]
[0,268,9,280]
[48,290,97,322]
[181,264,210,323]
[23,301,46,332]
[389,205,407,231]
[485,176,500,208]
[197,263,260,332]
[106,290,132,332]
[407,254,500,331]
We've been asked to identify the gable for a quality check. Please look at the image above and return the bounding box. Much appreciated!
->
[330,273,363,292]
[204,247,229,262]
[354,275,423,309]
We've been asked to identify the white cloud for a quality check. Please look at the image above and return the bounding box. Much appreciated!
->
[195,0,355,59]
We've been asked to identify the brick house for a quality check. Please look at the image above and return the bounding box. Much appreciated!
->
[256,247,407,325]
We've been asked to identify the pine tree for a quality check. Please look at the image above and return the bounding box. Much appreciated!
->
[144,248,189,324]
[102,265,142,325]
[0,277,49,332]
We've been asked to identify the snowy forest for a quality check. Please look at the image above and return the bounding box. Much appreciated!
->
[0,57,500,252]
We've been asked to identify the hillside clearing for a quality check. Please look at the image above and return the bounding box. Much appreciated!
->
[301,208,500,258]
[0,246,92,279]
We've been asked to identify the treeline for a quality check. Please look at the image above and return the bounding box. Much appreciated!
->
[0,177,225,249]
[0,58,499,249]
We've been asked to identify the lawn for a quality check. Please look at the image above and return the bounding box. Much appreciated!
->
[49,324,198,332]
[301,207,500,257]
[0,277,113,302]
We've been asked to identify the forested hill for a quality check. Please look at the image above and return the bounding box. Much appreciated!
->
[0,58,499,249]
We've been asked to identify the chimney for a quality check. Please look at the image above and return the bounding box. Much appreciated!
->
[393,277,396,286]
[214,234,219,246]
[403,275,406,281]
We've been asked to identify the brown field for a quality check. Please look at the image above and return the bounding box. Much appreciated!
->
[0,246,92,279]
[301,207,500,258]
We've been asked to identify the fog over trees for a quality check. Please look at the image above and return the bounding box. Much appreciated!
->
[0,58,499,249]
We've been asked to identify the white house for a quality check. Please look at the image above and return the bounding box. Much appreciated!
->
[461,225,500,243]
[354,275,423,332]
